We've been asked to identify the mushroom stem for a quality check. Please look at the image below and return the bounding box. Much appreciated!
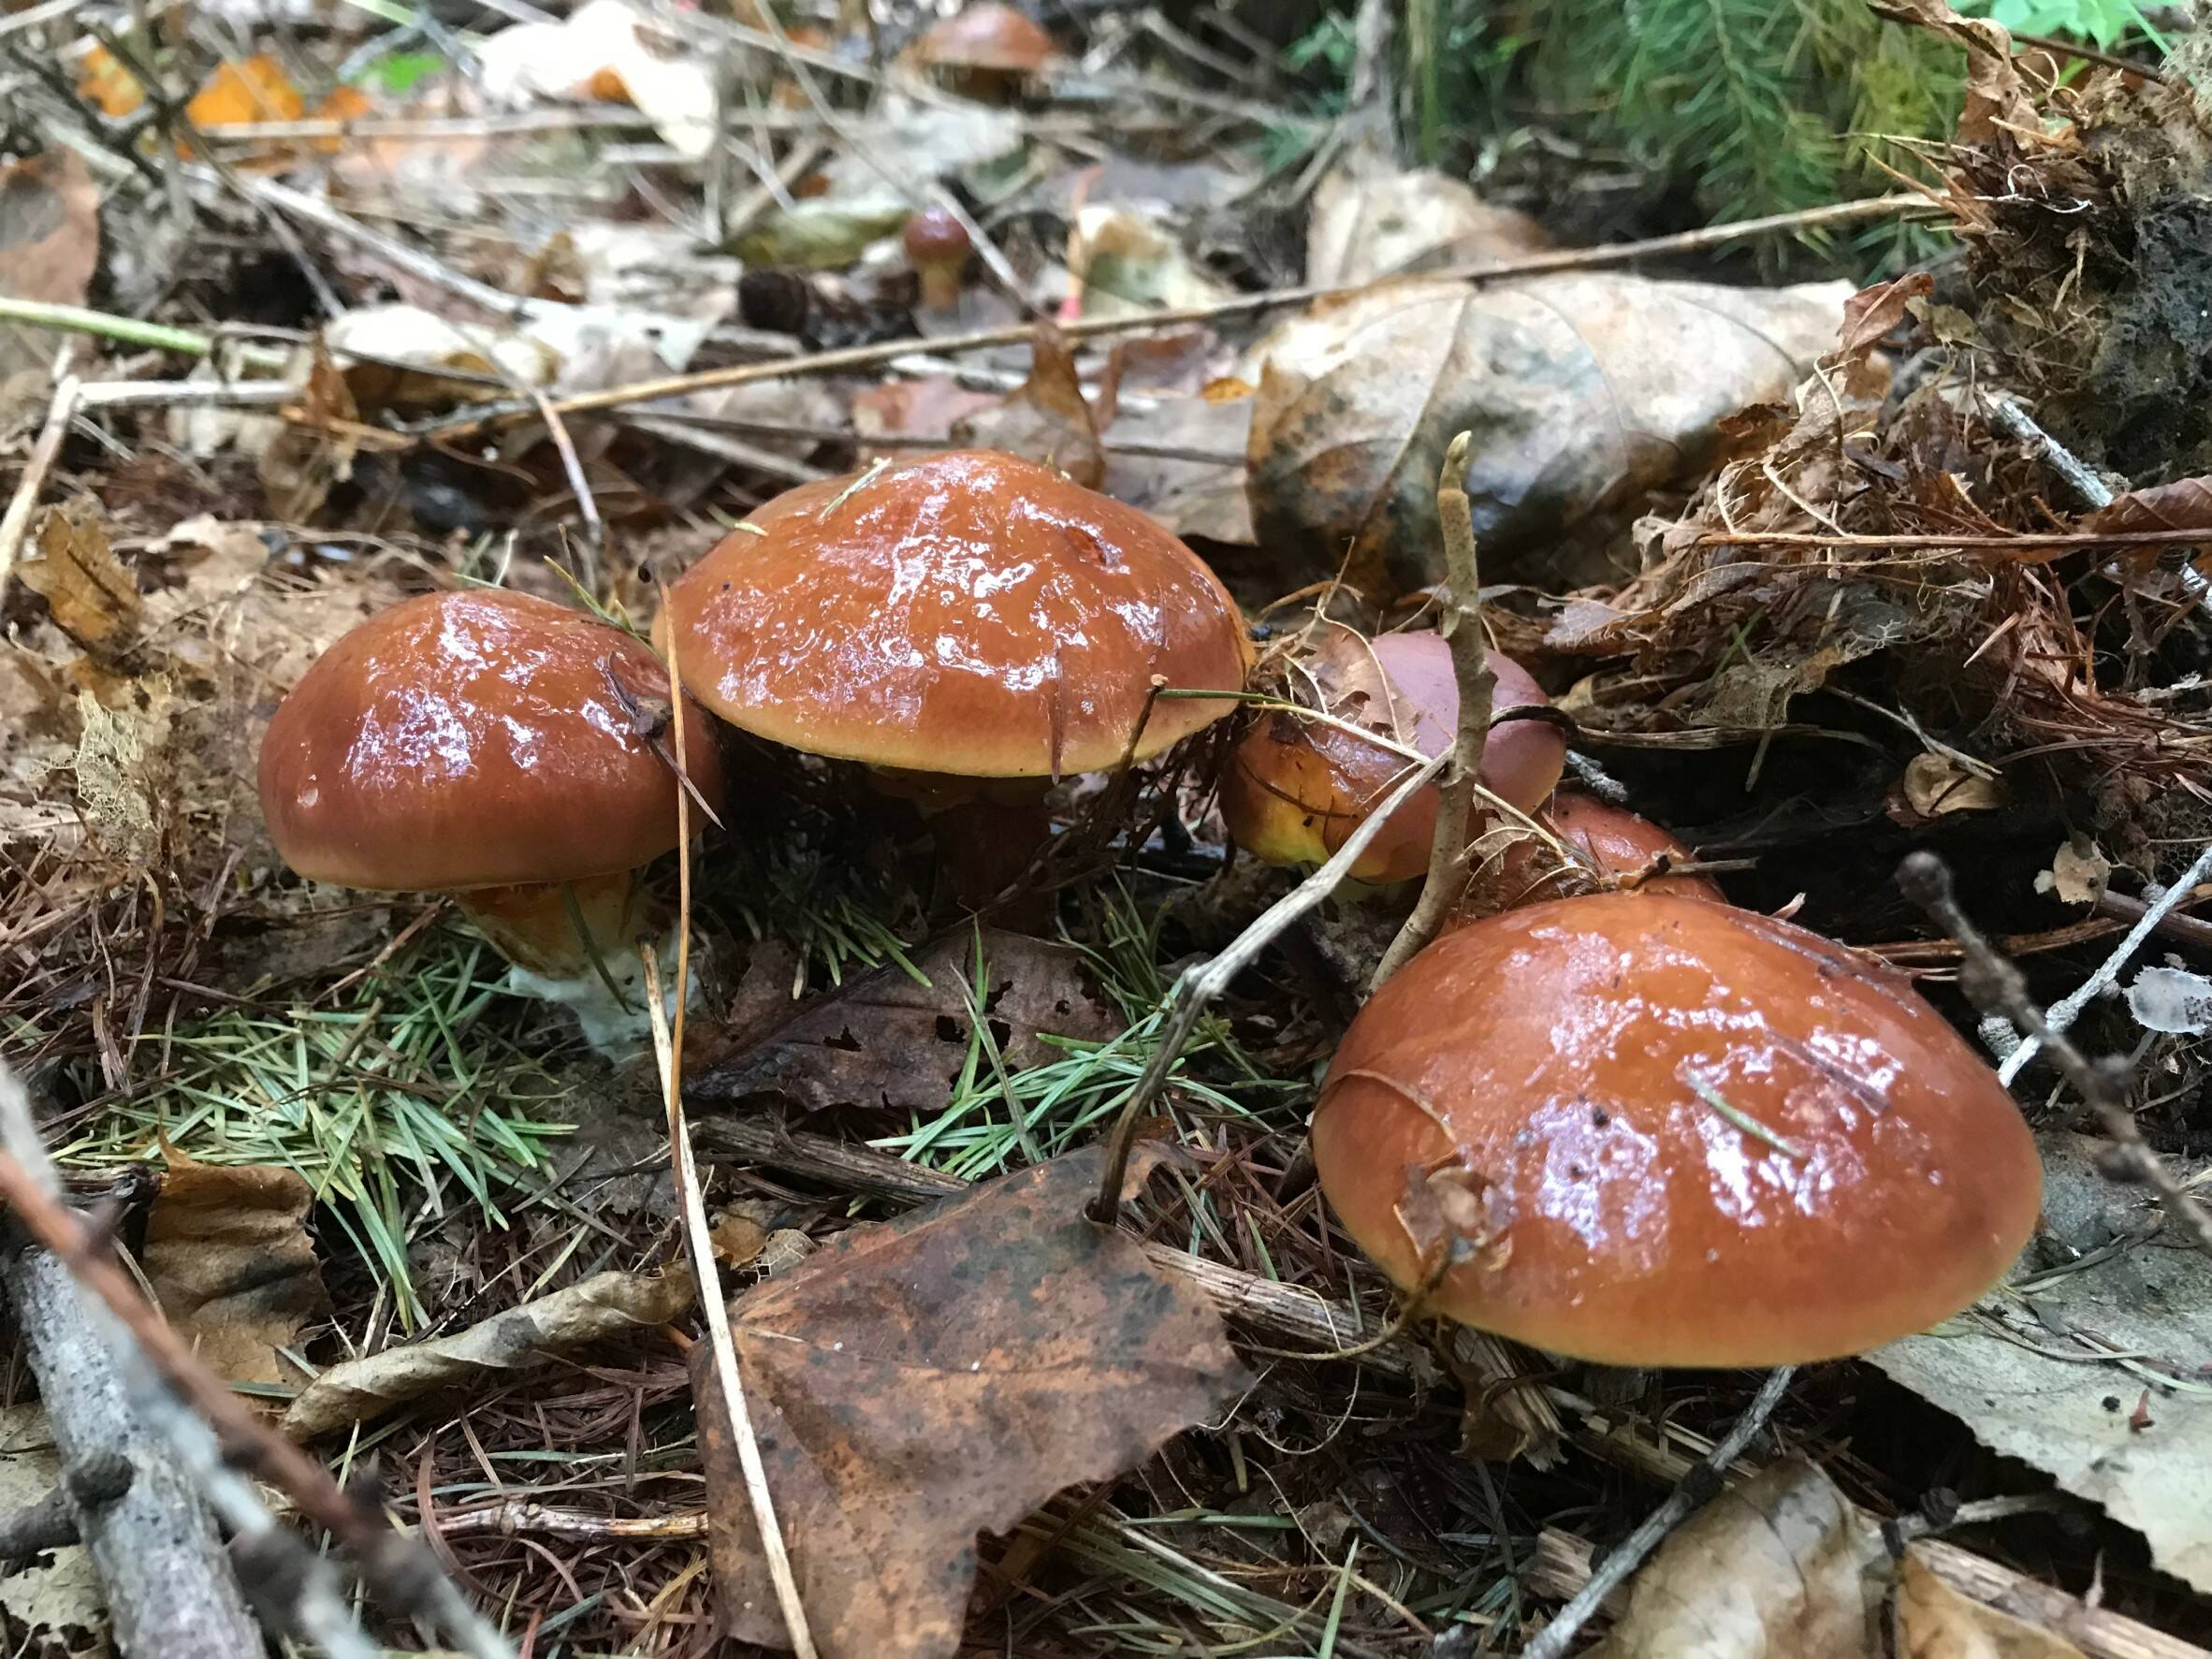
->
[926,793,1055,921]
[454,870,645,981]
[916,258,963,313]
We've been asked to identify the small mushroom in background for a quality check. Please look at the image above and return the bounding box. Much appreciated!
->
[1312,893,2041,1366]
[1463,790,1725,915]
[911,3,1055,99]
[656,448,1251,916]
[903,208,972,315]
[1217,627,1564,886]
[258,589,725,1051]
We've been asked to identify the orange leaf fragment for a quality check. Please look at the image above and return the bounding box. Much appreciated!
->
[78,43,145,119]
[180,54,306,159]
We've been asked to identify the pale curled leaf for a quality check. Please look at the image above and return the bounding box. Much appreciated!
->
[2128,966,2212,1037]
[1586,1458,1885,1659]
[693,1146,1246,1659]
[144,1152,329,1390]
[283,1268,695,1438]
[1895,1551,2088,1659]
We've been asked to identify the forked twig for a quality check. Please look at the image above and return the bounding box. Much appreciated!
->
[1374,430,1492,989]
[1898,851,2212,1260]
[1087,748,1451,1222]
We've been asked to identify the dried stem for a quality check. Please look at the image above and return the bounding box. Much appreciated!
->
[0,375,80,600]
[1897,851,2212,1260]
[650,646,821,1659]
[1374,430,1492,990]
[1523,1366,1797,1659]
[1086,748,1452,1223]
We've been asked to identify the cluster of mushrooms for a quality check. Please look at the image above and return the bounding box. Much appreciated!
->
[258,445,2040,1367]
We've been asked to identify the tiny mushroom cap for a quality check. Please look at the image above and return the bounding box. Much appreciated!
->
[657,449,1252,779]
[1218,628,1564,883]
[903,208,971,311]
[1479,792,1724,910]
[916,3,1055,74]
[1313,894,2041,1366]
[258,589,723,894]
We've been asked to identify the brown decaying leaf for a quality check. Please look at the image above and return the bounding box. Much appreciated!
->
[142,1150,329,1390]
[283,1268,695,1438]
[950,321,1112,488]
[692,1144,1247,1659]
[20,507,141,659]
[1241,272,1848,595]
[688,928,1116,1113]
[851,375,1001,462]
[1831,273,1935,366]
[2085,476,2212,542]
[1867,1,2035,148]
[1586,1458,1885,1659]
[0,148,100,315]
[258,342,362,521]
[1894,1551,2087,1659]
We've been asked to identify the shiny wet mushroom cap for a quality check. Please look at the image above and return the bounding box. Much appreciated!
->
[1218,628,1564,884]
[1313,894,2040,1366]
[915,3,1055,75]
[656,449,1251,779]
[258,589,724,985]
[1476,791,1724,910]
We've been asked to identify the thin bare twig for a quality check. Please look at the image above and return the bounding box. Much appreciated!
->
[1898,851,2212,1260]
[648,645,820,1659]
[0,373,80,600]
[1997,841,2212,1084]
[0,1073,514,1656]
[431,195,1932,441]
[1374,431,1491,989]
[1523,1366,1797,1659]
[1086,748,1451,1222]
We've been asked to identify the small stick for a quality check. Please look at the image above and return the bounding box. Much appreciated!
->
[1374,431,1492,989]
[1898,851,2212,1260]
[1522,1366,1797,1659]
[0,374,80,600]
[0,300,211,356]
[649,648,821,1659]
[1996,840,2212,1084]
[1086,748,1451,1222]
[0,1073,514,1657]
[429,196,1934,440]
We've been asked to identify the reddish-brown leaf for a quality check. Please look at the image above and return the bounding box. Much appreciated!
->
[2084,476,2212,538]
[0,148,100,318]
[950,321,1109,488]
[693,1144,1246,1659]
[688,928,1115,1114]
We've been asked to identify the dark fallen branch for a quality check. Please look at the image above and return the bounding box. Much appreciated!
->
[0,1450,128,1558]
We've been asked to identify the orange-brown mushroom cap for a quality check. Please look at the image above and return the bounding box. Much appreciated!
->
[258,589,724,892]
[1480,792,1725,909]
[916,3,1055,73]
[657,450,1252,777]
[1314,894,2041,1366]
[1218,629,1564,883]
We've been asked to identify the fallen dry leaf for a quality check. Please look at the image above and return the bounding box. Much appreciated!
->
[1066,204,1235,321]
[2037,837,2110,906]
[181,54,305,161]
[852,376,1002,461]
[257,342,360,521]
[689,928,1116,1114]
[692,1144,1246,1659]
[1586,1457,1885,1659]
[0,148,100,324]
[1895,1550,2088,1659]
[20,507,141,660]
[473,0,717,159]
[949,323,1110,488]
[1901,751,2009,819]
[1871,1134,2212,1594]
[1307,162,1550,286]
[1241,272,1849,595]
[143,1150,329,1390]
[76,43,144,118]
[284,1268,695,1438]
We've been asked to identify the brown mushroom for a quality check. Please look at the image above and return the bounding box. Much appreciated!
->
[913,3,1054,97]
[1313,893,2040,1365]
[657,448,1250,906]
[1217,627,1564,884]
[1468,790,1725,912]
[259,589,723,1018]
[903,208,971,314]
